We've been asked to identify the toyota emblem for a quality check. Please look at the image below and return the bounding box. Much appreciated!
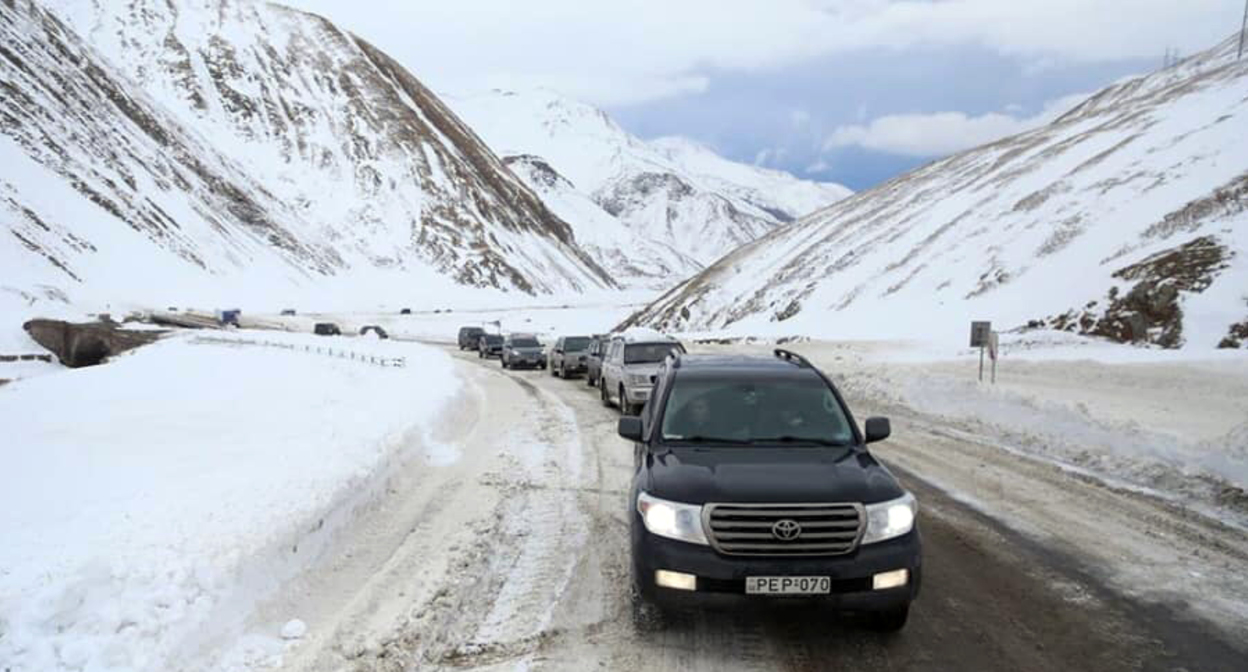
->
[771,518,802,541]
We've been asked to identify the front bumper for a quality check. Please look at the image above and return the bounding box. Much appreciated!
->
[624,385,653,404]
[632,514,921,611]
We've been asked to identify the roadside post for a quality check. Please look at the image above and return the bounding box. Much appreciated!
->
[988,330,999,384]
[970,321,991,382]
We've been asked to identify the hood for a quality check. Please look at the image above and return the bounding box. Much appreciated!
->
[642,447,904,505]
[624,362,663,377]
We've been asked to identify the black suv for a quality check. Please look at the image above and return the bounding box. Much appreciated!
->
[617,349,920,631]
[477,333,503,359]
[584,334,608,388]
[458,326,485,350]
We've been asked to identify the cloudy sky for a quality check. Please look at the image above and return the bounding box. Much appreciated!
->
[286,0,1244,190]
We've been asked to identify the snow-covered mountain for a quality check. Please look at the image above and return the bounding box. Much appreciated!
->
[444,89,852,275]
[2,0,613,311]
[624,36,1248,349]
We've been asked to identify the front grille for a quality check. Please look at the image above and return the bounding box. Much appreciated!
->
[704,503,864,556]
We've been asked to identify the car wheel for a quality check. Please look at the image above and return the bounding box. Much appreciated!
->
[630,586,667,633]
[600,378,612,407]
[501,357,508,369]
[618,386,629,414]
[867,605,910,633]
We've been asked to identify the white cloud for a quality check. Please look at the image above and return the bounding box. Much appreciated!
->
[282,0,1240,106]
[823,93,1088,157]
[805,159,830,174]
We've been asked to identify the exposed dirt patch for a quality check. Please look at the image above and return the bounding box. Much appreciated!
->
[1034,236,1232,347]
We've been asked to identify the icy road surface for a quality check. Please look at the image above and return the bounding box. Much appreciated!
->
[262,345,1246,672]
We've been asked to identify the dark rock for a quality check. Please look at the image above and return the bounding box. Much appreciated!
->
[23,319,164,367]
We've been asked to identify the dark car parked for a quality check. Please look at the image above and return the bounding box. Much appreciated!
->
[501,334,546,370]
[280,309,297,316]
[477,333,504,359]
[549,335,592,379]
[584,334,609,388]
[618,349,920,632]
[459,326,485,350]
[314,322,341,336]
[359,325,389,339]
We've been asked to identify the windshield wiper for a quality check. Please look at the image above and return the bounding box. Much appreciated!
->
[664,435,753,446]
[749,436,851,447]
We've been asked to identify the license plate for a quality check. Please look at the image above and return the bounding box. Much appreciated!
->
[745,576,831,595]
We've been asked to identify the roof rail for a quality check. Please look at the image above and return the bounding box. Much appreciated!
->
[773,348,811,368]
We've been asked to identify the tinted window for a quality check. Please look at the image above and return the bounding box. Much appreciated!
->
[660,376,854,445]
[624,342,684,364]
[510,338,540,347]
[483,335,503,344]
[563,337,591,351]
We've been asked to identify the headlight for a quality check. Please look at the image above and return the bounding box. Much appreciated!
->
[637,492,708,545]
[627,373,652,385]
[860,492,916,545]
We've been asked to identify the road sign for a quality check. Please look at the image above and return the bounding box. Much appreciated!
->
[970,321,992,348]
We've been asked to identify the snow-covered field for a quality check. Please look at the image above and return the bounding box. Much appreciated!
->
[0,330,461,672]
[705,333,1248,529]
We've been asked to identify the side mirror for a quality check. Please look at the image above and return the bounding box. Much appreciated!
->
[618,417,643,442]
[864,417,891,444]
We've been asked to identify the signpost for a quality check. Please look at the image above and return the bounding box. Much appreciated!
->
[988,330,999,383]
[970,321,991,382]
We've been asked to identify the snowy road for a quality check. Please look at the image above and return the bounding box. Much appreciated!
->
[261,344,1246,672]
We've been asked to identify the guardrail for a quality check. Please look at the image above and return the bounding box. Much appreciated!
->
[191,336,407,368]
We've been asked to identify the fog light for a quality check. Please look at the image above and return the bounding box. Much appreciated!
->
[655,570,697,591]
[872,569,909,590]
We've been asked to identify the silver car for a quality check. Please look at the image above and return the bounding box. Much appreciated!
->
[599,331,685,415]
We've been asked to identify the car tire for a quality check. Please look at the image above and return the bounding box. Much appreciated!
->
[600,378,612,407]
[867,605,910,633]
[630,586,667,633]
[501,357,509,369]
[618,386,628,414]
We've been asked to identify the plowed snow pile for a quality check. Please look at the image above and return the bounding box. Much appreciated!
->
[0,332,460,671]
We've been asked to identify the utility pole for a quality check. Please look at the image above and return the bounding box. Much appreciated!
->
[1239,0,1247,60]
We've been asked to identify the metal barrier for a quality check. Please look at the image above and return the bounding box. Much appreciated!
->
[190,336,407,368]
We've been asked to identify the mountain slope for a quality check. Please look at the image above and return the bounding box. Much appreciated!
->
[7,0,613,309]
[444,89,852,270]
[624,36,1248,349]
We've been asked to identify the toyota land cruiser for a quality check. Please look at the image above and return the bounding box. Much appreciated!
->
[618,349,920,632]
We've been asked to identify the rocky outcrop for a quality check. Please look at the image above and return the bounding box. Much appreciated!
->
[1034,236,1232,347]
[23,319,165,367]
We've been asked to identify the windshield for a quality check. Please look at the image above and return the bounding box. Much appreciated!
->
[660,377,854,446]
[563,337,591,351]
[511,338,540,347]
[624,342,684,364]
[483,335,503,344]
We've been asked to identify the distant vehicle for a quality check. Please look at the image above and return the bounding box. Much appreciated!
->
[600,330,685,415]
[400,308,412,315]
[477,333,504,359]
[280,309,297,316]
[359,325,389,339]
[458,326,486,350]
[167,307,179,313]
[620,349,918,632]
[434,309,442,314]
[314,323,341,336]
[218,309,241,327]
[549,335,592,379]
[585,334,609,388]
[501,334,546,370]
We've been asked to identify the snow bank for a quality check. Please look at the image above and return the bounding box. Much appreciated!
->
[0,331,461,671]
